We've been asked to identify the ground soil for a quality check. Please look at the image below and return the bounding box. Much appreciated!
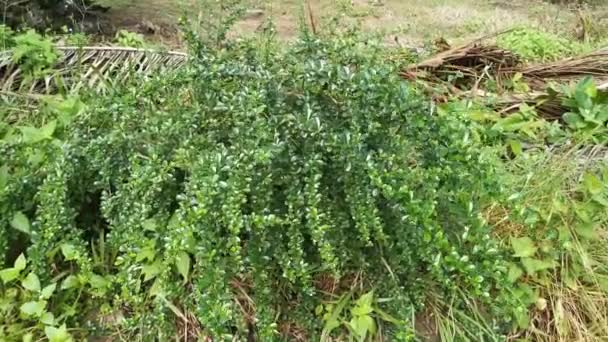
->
[95,0,590,49]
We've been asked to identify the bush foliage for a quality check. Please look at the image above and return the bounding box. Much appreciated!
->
[0,29,521,340]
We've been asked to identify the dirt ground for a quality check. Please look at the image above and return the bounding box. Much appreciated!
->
[97,0,598,48]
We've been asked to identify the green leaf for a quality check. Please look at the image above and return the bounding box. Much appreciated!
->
[61,275,79,290]
[22,273,41,292]
[321,293,351,338]
[352,291,374,316]
[22,333,34,342]
[349,315,376,340]
[508,139,523,157]
[10,212,30,235]
[40,120,57,138]
[142,261,162,282]
[175,252,191,283]
[89,274,109,289]
[14,253,26,271]
[575,222,597,239]
[149,278,163,297]
[60,244,77,260]
[20,120,56,144]
[135,246,156,262]
[20,300,46,317]
[41,312,55,325]
[583,172,603,195]
[562,112,583,127]
[0,268,20,283]
[592,194,608,207]
[507,264,524,283]
[41,283,57,299]
[44,324,73,342]
[514,307,530,329]
[521,258,556,275]
[511,236,537,258]
[315,304,324,316]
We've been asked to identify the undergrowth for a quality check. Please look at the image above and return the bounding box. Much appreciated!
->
[2,7,608,341]
[497,28,586,62]
[0,25,520,341]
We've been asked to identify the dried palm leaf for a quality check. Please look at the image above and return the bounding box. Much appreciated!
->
[401,43,520,87]
[1,46,188,94]
[500,49,608,87]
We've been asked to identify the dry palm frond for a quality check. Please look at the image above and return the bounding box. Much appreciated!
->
[503,49,608,86]
[1,46,188,94]
[401,43,520,87]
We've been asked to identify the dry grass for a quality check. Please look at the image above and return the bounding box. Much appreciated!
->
[97,0,588,46]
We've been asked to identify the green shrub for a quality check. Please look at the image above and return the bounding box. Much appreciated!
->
[1,31,516,339]
[497,28,585,62]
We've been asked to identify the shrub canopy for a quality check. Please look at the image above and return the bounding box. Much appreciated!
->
[0,31,513,339]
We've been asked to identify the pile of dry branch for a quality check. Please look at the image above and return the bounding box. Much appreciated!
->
[403,42,608,120]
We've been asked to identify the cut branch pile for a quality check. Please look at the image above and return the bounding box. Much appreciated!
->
[1,46,187,94]
[400,43,520,87]
[514,49,608,82]
[403,43,608,120]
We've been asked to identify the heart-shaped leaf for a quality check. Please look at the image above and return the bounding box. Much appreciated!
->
[511,236,537,258]
[22,273,41,292]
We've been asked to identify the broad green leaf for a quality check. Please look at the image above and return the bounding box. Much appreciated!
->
[10,212,30,234]
[14,253,26,271]
[44,324,73,342]
[41,283,57,299]
[19,300,46,317]
[89,274,109,289]
[508,139,523,157]
[20,120,56,144]
[349,315,375,340]
[583,172,603,195]
[22,273,41,292]
[507,264,524,283]
[511,236,537,258]
[562,112,583,128]
[41,312,55,325]
[352,291,374,316]
[22,333,34,342]
[142,261,162,282]
[321,293,351,338]
[149,278,163,297]
[40,120,57,139]
[592,194,608,207]
[61,275,79,290]
[60,244,77,260]
[175,252,190,283]
[575,77,595,109]
[521,258,556,275]
[46,96,85,126]
[575,222,596,239]
[0,268,20,283]
[135,246,155,262]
